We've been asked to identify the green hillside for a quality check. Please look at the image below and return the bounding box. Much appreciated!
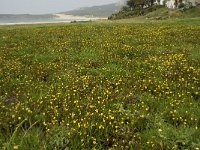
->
[146,6,200,19]
[109,5,200,20]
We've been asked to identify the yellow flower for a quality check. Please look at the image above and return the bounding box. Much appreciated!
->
[13,145,19,149]
[158,129,162,132]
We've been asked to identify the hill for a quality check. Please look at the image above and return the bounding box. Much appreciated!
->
[145,6,200,19]
[61,3,123,17]
[109,5,200,20]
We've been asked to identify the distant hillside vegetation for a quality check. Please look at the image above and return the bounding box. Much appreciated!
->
[61,3,123,17]
[145,6,200,19]
[109,5,200,20]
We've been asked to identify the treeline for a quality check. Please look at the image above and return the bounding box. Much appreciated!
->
[123,0,156,10]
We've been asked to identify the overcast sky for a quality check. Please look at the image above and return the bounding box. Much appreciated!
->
[0,0,119,14]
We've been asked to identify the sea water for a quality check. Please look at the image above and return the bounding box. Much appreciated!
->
[0,18,89,25]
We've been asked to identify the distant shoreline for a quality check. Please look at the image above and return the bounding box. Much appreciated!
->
[0,20,70,25]
[0,14,107,25]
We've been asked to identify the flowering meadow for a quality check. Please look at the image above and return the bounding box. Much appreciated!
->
[0,21,200,149]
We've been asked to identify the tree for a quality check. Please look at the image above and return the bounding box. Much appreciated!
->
[126,0,156,9]
[127,0,136,10]
[174,0,178,8]
[122,6,131,11]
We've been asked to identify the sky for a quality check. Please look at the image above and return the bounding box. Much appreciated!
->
[0,0,119,14]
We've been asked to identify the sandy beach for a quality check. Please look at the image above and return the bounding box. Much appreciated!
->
[54,14,107,21]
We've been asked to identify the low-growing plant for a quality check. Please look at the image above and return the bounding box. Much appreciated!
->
[0,20,200,149]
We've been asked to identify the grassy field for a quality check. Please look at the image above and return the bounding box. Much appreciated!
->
[0,19,200,149]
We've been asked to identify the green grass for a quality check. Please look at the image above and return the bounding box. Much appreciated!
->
[0,19,200,149]
[145,7,169,18]
[183,6,200,18]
